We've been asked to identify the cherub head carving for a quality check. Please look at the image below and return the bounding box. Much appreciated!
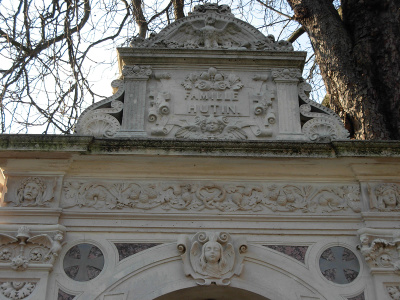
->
[17,177,46,205]
[178,231,247,285]
[200,239,227,272]
[200,116,226,134]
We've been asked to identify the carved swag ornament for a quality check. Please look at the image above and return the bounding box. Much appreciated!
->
[177,231,247,285]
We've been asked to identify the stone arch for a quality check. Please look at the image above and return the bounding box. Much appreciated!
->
[71,243,346,300]
[153,285,271,300]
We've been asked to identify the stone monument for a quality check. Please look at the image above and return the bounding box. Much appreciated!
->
[75,3,348,142]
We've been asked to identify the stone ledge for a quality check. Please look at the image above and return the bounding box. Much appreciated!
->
[0,134,399,158]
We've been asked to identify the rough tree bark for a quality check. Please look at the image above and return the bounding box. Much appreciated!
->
[286,0,400,139]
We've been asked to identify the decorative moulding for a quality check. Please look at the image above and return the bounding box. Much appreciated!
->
[177,231,247,285]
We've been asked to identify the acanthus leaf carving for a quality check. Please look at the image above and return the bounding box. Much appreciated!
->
[62,180,361,214]
[122,65,152,79]
[358,228,400,275]
[271,68,302,81]
[177,231,247,285]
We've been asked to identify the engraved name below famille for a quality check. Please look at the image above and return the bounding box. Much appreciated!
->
[185,91,241,115]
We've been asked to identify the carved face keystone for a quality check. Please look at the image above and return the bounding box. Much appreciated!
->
[23,182,40,201]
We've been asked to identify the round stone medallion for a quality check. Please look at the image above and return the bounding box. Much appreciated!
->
[319,246,360,284]
[63,243,104,281]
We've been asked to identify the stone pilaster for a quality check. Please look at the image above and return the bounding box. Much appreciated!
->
[118,65,152,137]
[272,68,303,139]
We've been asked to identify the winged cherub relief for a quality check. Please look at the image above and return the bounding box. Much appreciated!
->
[177,231,247,285]
[175,115,247,140]
[180,15,242,49]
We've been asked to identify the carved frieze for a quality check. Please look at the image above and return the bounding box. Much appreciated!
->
[2,176,57,207]
[0,282,36,300]
[368,183,400,212]
[0,225,66,271]
[62,180,361,214]
[177,231,247,285]
[358,228,400,275]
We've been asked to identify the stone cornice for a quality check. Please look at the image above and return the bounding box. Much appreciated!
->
[0,135,400,158]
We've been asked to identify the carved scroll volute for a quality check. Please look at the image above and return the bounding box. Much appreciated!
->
[177,231,247,285]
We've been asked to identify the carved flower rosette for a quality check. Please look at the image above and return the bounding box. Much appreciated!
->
[177,231,247,285]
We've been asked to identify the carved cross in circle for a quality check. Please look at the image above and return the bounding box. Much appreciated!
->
[319,246,360,284]
[63,243,104,282]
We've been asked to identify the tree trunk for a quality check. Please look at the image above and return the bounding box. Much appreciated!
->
[286,0,400,139]
[132,0,148,38]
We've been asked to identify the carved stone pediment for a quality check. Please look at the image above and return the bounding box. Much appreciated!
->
[0,225,66,271]
[177,231,247,285]
[130,3,293,51]
[74,3,349,142]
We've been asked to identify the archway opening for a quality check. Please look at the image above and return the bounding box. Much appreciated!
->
[154,285,271,300]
